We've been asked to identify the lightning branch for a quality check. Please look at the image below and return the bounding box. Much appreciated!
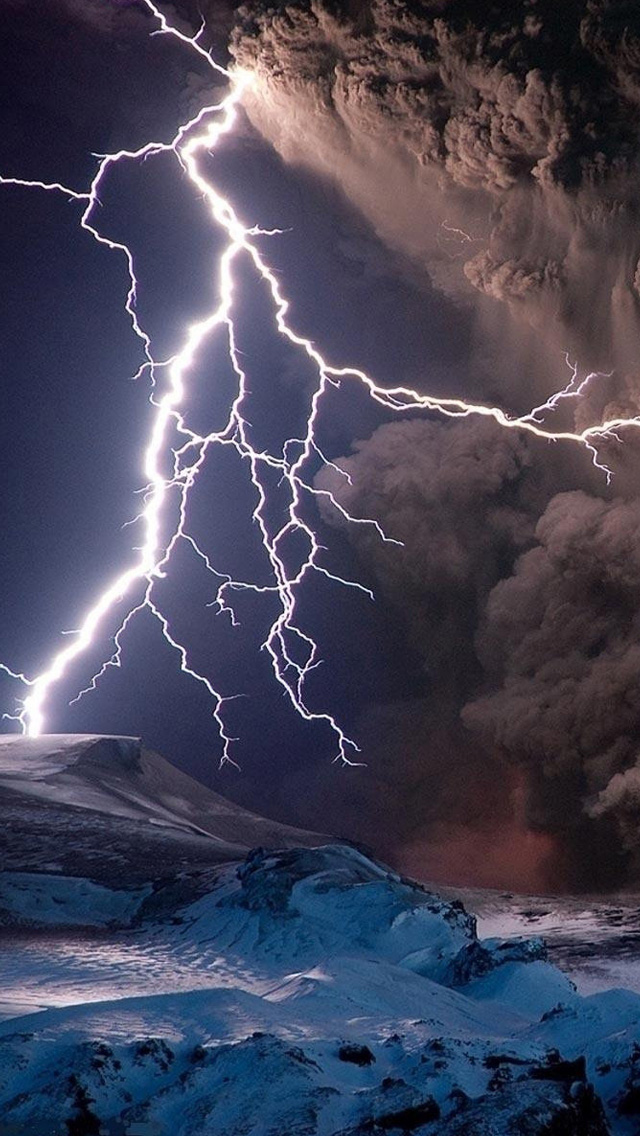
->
[1,2,635,765]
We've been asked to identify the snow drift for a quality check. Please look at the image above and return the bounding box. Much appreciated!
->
[0,734,639,1133]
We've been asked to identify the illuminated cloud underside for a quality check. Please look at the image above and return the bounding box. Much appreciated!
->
[1,1,638,764]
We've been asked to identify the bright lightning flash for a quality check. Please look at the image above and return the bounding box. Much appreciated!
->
[1,2,637,764]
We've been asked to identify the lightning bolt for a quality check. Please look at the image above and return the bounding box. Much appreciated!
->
[1,2,637,764]
[438,219,485,258]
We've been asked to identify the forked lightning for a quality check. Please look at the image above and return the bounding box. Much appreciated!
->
[1,2,636,764]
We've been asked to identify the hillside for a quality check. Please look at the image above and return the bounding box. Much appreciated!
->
[0,734,330,884]
[0,734,638,1133]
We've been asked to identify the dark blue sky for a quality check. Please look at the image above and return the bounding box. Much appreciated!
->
[0,0,470,844]
[5,0,640,895]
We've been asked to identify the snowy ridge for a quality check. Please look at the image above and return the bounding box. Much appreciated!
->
[0,734,330,884]
[0,736,639,1132]
[439,880,640,995]
[0,843,639,1132]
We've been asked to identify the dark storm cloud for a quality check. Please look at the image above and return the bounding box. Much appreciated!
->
[461,490,640,881]
[312,418,563,886]
[316,416,532,615]
[463,252,564,305]
[225,1,640,887]
[231,0,640,388]
[319,419,640,885]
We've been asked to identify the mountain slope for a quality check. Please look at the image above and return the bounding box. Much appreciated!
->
[0,734,638,1133]
[0,842,630,1135]
[0,734,330,884]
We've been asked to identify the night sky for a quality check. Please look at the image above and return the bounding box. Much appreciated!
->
[3,0,640,894]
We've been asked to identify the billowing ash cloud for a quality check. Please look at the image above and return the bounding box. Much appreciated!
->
[462,490,640,884]
[232,0,640,395]
[312,419,566,889]
[224,2,640,886]
[319,420,640,886]
[317,417,533,671]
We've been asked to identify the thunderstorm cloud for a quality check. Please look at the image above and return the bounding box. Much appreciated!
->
[226,1,640,888]
[232,0,640,394]
[11,0,640,889]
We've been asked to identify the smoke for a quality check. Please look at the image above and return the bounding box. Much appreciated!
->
[312,417,565,886]
[462,490,640,886]
[316,421,640,888]
[223,2,640,888]
[317,417,534,740]
[231,0,640,398]
[316,416,533,676]
[322,420,640,887]
[219,0,640,886]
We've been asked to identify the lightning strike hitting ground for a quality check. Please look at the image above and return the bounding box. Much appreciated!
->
[1,1,638,763]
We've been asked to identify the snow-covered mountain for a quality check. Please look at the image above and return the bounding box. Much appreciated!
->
[440,881,640,997]
[0,735,639,1134]
[0,734,330,884]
